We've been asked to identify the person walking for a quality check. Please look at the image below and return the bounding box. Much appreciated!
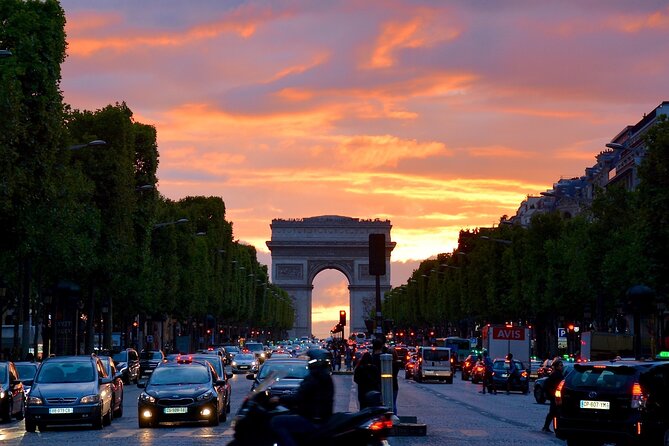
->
[506,353,519,394]
[480,350,495,394]
[353,351,380,409]
[344,345,353,371]
[542,359,565,433]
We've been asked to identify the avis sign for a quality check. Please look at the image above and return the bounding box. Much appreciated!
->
[492,327,526,340]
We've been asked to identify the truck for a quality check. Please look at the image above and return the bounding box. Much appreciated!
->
[579,331,634,361]
[481,325,531,371]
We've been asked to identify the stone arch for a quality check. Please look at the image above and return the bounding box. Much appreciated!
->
[266,216,395,339]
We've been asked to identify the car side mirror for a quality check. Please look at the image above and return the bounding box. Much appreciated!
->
[246,373,256,380]
[215,379,226,386]
[23,379,33,387]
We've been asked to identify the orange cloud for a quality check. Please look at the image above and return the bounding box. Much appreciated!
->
[335,135,448,168]
[467,145,534,159]
[614,7,669,33]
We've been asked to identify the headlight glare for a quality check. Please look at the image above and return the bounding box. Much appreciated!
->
[27,396,43,405]
[139,392,156,403]
[196,391,214,401]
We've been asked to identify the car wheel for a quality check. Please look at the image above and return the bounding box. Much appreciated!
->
[15,400,25,421]
[226,400,231,414]
[92,407,104,430]
[208,407,220,426]
[446,377,453,384]
[114,396,123,418]
[104,402,113,426]
[219,406,227,422]
[534,386,545,404]
[25,419,36,433]
[1,401,11,422]
[461,373,468,381]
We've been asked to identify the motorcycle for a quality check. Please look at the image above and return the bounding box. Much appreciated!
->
[227,372,393,446]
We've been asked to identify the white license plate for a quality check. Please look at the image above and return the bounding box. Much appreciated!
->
[163,407,188,414]
[49,407,74,414]
[580,400,610,410]
[502,373,509,378]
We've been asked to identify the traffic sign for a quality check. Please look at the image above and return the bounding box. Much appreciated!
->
[558,327,566,338]
[558,340,567,349]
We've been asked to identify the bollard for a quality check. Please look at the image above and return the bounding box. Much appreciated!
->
[380,353,393,410]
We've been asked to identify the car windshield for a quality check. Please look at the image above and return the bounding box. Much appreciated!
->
[225,346,240,353]
[112,352,127,362]
[0,363,6,380]
[236,354,255,361]
[422,350,450,362]
[493,360,524,371]
[150,366,209,385]
[38,362,95,383]
[140,351,163,360]
[245,344,264,352]
[566,365,635,390]
[258,362,308,380]
[16,364,37,380]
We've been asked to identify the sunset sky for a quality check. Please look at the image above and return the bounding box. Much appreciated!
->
[59,1,669,338]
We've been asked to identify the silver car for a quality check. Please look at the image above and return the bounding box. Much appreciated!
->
[231,354,258,374]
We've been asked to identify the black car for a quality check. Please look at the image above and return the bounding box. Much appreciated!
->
[461,354,479,381]
[555,359,659,445]
[490,358,528,394]
[638,362,669,444]
[24,355,114,432]
[0,361,25,422]
[222,345,240,365]
[137,359,227,427]
[14,361,39,396]
[98,356,124,418]
[534,363,574,404]
[247,358,309,397]
[188,354,233,418]
[112,348,140,384]
[138,350,165,380]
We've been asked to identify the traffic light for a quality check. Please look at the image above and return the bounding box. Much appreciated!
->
[132,321,138,328]
[339,310,346,326]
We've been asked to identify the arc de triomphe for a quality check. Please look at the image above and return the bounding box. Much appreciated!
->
[266,216,395,339]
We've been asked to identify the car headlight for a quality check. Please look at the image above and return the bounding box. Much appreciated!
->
[27,396,43,405]
[80,394,100,404]
[260,353,266,358]
[196,391,214,401]
[231,361,237,367]
[139,392,156,403]
[0,390,5,399]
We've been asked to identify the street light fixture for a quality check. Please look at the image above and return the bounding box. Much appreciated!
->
[67,139,107,151]
[0,50,12,58]
[135,184,155,192]
[153,218,189,230]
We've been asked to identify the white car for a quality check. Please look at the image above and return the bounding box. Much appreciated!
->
[231,354,258,373]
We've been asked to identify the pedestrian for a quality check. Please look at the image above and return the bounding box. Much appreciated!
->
[480,350,495,394]
[335,347,342,371]
[353,352,380,409]
[345,345,353,371]
[506,353,519,394]
[542,359,565,433]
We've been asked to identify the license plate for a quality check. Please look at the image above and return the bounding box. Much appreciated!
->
[502,373,509,378]
[163,407,188,414]
[580,400,610,410]
[49,407,74,414]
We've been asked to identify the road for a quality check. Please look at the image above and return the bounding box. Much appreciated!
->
[0,368,565,445]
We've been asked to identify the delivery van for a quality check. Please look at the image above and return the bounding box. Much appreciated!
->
[415,346,454,383]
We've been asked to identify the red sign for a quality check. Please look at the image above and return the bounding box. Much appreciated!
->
[492,327,525,340]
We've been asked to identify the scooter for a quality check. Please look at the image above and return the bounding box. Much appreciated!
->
[227,373,393,446]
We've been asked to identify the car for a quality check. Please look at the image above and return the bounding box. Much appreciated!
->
[187,354,233,418]
[533,362,574,404]
[393,345,409,365]
[638,362,669,444]
[222,345,240,365]
[529,357,542,380]
[138,350,165,380]
[243,342,267,363]
[414,346,454,383]
[14,361,39,396]
[471,359,486,384]
[247,358,309,397]
[111,348,140,384]
[490,358,528,394]
[554,359,663,445]
[231,353,258,374]
[98,356,124,418]
[0,360,25,422]
[536,358,554,379]
[404,354,418,380]
[269,351,292,360]
[137,359,227,428]
[461,354,479,381]
[24,355,114,432]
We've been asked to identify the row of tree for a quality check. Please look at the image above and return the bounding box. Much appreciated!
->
[0,0,293,359]
[383,117,669,357]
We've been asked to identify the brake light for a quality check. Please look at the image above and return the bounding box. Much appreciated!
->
[521,370,527,378]
[555,380,565,405]
[631,382,644,409]
[465,361,470,367]
[368,416,393,431]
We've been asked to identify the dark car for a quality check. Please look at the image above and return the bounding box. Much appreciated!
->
[111,348,139,384]
[247,358,309,398]
[461,354,479,381]
[534,363,574,404]
[555,359,659,445]
[222,345,240,365]
[637,362,669,444]
[14,361,39,396]
[0,361,25,422]
[537,358,554,379]
[139,350,165,380]
[405,354,418,380]
[490,358,528,394]
[98,356,124,418]
[24,355,113,432]
[188,354,233,418]
[243,342,267,363]
[137,359,227,427]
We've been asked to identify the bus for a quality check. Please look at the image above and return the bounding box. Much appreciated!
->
[435,336,472,369]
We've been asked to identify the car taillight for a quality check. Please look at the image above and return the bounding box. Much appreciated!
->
[521,371,527,378]
[555,379,565,405]
[368,414,393,431]
[465,361,470,367]
[631,382,644,409]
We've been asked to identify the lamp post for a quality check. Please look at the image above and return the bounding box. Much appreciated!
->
[153,218,189,230]
[67,139,107,151]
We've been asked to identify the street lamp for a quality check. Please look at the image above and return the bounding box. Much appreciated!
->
[135,184,154,192]
[67,139,107,151]
[153,218,189,230]
[0,50,12,58]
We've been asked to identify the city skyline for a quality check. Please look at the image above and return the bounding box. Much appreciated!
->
[58,1,669,337]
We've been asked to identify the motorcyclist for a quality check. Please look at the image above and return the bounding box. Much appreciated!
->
[269,348,335,446]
